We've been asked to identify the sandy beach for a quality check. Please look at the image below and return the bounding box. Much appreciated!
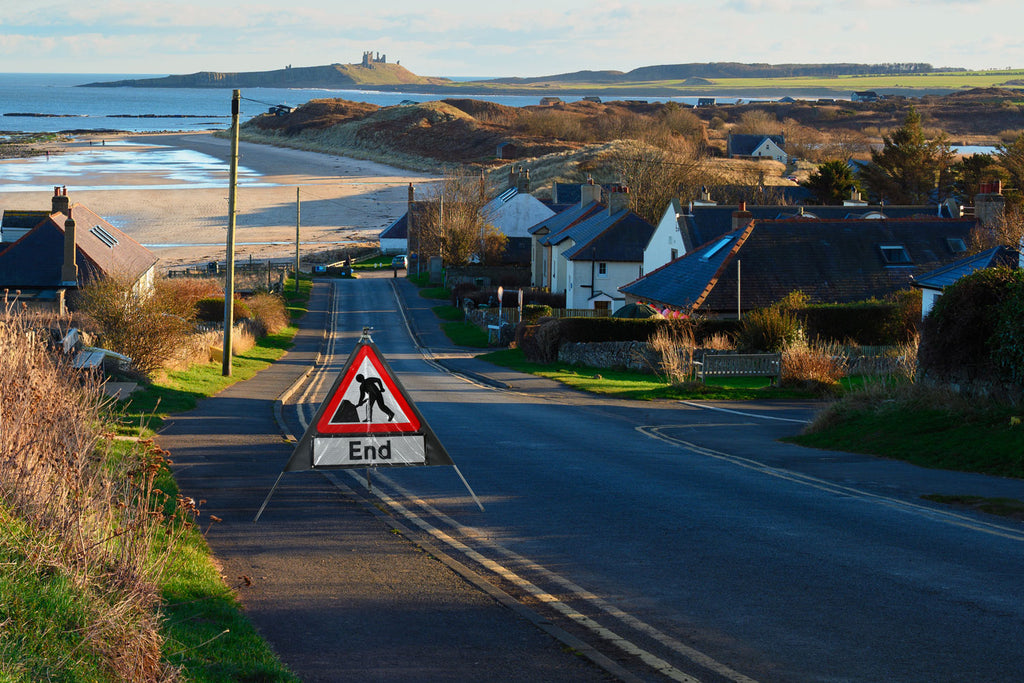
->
[0,132,440,269]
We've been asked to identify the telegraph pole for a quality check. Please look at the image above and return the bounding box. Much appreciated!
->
[222,89,240,376]
[295,187,301,293]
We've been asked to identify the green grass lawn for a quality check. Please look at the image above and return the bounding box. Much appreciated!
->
[478,348,818,400]
[788,397,1024,479]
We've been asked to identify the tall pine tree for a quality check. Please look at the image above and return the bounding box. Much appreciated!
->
[859,107,954,205]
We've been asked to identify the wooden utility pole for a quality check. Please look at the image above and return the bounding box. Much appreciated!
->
[295,187,301,293]
[222,89,240,376]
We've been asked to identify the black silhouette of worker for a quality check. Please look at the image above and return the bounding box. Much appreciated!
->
[355,373,394,422]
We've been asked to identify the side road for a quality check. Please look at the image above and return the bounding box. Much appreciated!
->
[156,280,611,682]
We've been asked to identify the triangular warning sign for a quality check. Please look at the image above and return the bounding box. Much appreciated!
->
[315,344,420,434]
[281,339,453,472]
[256,336,484,521]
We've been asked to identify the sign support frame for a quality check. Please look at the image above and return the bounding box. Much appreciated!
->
[256,329,483,520]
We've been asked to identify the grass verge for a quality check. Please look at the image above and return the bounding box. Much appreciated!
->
[478,348,819,400]
[787,383,1024,479]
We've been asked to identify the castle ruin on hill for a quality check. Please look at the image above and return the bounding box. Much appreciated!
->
[362,51,387,67]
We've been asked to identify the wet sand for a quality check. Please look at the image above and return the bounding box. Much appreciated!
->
[0,132,439,268]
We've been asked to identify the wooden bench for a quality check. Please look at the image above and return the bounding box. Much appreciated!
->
[693,353,782,384]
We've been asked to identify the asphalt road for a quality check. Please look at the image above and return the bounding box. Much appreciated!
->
[162,273,1024,682]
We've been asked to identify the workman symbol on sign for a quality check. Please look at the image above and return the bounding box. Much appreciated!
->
[355,373,395,422]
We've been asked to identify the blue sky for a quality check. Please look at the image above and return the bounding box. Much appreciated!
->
[2,0,1022,77]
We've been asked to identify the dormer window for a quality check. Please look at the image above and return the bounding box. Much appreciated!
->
[879,244,912,265]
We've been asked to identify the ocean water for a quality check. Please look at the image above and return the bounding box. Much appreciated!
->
[0,73,742,135]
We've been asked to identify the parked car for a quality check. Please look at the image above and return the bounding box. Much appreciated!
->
[391,255,408,269]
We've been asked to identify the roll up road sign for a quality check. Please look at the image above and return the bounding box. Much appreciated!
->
[256,328,482,520]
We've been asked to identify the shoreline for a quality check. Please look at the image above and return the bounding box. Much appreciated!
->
[0,131,441,269]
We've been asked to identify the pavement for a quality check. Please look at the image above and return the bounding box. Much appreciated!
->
[155,275,613,682]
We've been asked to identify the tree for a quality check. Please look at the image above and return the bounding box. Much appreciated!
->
[415,171,506,266]
[995,132,1024,207]
[601,138,706,224]
[802,160,859,204]
[858,107,954,204]
[950,153,1001,205]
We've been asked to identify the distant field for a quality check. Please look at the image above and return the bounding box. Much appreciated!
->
[447,69,1024,96]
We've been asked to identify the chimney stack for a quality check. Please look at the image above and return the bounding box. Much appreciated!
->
[61,208,78,285]
[732,201,753,232]
[579,177,601,207]
[517,168,531,194]
[607,184,630,215]
[975,180,1006,227]
[52,185,70,215]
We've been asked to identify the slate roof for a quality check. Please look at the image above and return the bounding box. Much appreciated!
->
[913,246,1019,291]
[727,134,785,156]
[679,204,955,254]
[561,209,655,262]
[378,201,431,241]
[622,217,979,313]
[0,204,157,289]
[529,201,604,243]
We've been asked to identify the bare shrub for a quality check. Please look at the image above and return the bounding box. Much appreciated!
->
[648,322,696,384]
[781,340,848,387]
[0,311,184,680]
[73,274,196,377]
[245,292,289,335]
[158,277,222,309]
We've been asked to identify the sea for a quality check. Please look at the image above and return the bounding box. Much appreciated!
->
[0,72,746,136]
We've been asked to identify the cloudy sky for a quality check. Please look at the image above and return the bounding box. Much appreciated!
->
[2,0,1022,77]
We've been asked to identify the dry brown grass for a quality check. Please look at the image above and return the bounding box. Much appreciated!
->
[245,292,289,336]
[0,309,185,680]
[648,323,696,384]
[781,340,848,387]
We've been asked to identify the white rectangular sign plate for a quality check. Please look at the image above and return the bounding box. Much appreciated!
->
[313,435,426,468]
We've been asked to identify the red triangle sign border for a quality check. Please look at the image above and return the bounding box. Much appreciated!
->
[315,344,421,435]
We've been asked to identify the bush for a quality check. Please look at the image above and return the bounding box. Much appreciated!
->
[736,306,802,352]
[919,267,1024,382]
[781,340,848,391]
[522,304,553,323]
[72,275,197,377]
[245,292,289,336]
[195,296,252,323]
[799,293,920,345]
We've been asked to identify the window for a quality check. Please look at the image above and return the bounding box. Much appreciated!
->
[90,225,118,248]
[946,237,967,254]
[670,248,679,261]
[598,262,607,276]
[700,236,733,262]
[879,245,912,265]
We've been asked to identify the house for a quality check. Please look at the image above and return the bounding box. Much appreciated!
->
[380,167,555,265]
[697,98,716,107]
[378,183,424,255]
[726,134,787,163]
[0,187,158,313]
[528,182,605,289]
[480,166,555,265]
[621,211,979,318]
[528,184,655,312]
[852,91,880,102]
[913,246,1020,319]
[642,192,957,279]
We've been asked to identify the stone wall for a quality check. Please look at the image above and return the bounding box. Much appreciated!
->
[557,341,660,374]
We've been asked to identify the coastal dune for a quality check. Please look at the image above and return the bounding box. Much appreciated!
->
[0,132,439,268]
